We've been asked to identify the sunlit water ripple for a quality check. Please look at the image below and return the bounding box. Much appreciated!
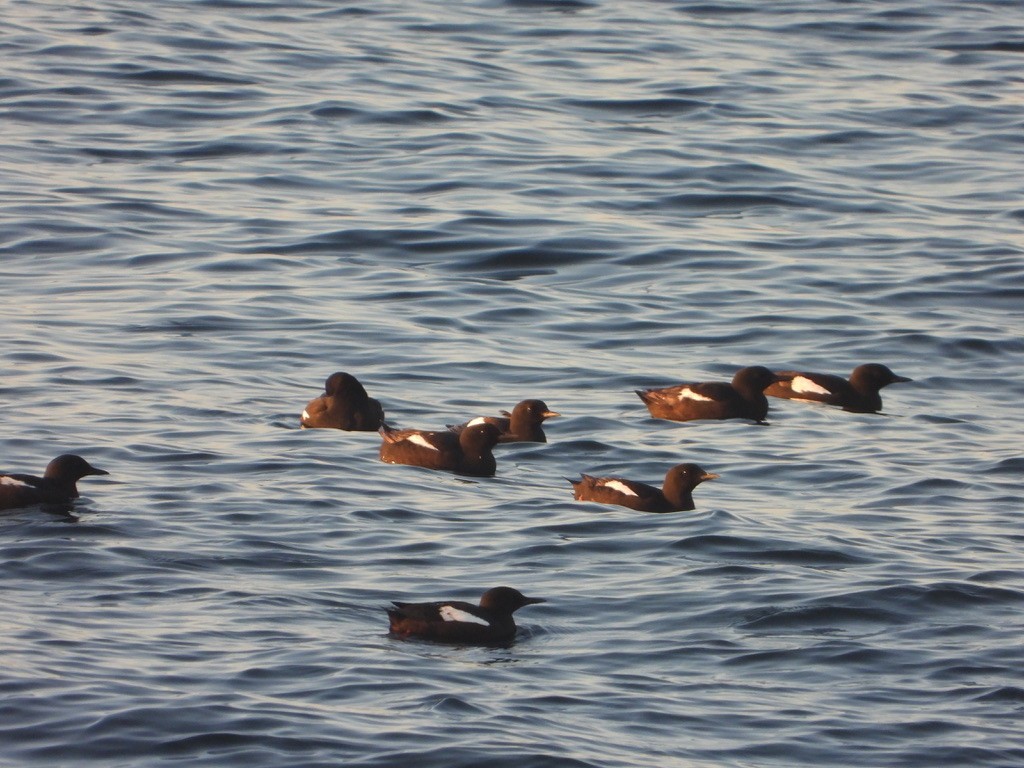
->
[2,1,1023,766]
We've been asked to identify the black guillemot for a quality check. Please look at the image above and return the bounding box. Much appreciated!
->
[636,366,780,423]
[379,422,501,477]
[387,586,545,644]
[765,363,911,413]
[300,371,385,430]
[0,454,109,511]
[569,462,719,512]
[448,399,560,443]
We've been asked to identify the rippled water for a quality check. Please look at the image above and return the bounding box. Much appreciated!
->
[2,1,1023,766]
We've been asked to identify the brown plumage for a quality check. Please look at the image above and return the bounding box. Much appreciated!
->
[0,454,109,511]
[448,399,560,443]
[387,586,545,644]
[636,366,780,423]
[569,463,719,512]
[765,363,911,413]
[379,422,501,477]
[300,371,384,430]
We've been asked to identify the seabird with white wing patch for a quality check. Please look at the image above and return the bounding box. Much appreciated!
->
[0,454,109,511]
[569,463,719,512]
[448,399,561,443]
[765,363,911,413]
[386,586,546,643]
[378,422,502,477]
[636,366,780,423]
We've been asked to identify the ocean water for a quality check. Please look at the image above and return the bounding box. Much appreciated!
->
[2,1,1023,766]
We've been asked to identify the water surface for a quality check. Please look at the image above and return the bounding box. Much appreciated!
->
[2,1,1023,766]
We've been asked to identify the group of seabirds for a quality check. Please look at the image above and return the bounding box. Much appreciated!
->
[2,363,911,644]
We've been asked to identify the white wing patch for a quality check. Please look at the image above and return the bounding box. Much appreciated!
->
[440,605,489,625]
[467,417,487,427]
[603,480,638,497]
[301,409,310,420]
[678,387,714,402]
[0,476,30,488]
[790,376,831,396]
[407,434,439,451]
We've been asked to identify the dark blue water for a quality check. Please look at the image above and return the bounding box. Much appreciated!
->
[2,1,1023,766]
